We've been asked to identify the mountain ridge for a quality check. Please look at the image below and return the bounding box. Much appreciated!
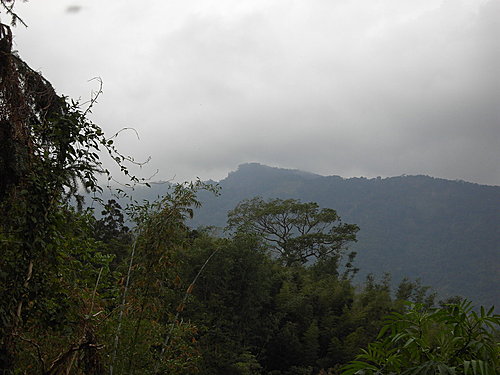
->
[189,163,499,306]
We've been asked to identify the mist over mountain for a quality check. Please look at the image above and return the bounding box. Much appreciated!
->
[184,163,498,307]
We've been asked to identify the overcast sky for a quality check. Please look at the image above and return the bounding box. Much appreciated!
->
[10,0,500,185]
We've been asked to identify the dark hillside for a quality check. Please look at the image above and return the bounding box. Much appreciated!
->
[188,163,499,306]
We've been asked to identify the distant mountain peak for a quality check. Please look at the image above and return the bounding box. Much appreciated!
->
[229,162,322,180]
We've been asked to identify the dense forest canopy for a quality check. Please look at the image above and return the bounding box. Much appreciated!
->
[0,3,498,375]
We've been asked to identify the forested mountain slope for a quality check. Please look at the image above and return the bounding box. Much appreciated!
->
[185,163,499,306]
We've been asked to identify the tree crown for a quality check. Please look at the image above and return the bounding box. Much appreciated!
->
[227,197,359,266]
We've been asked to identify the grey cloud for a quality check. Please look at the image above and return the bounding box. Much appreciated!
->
[11,0,500,185]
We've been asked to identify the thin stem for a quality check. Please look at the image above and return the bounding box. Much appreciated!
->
[154,248,219,373]
[89,267,104,315]
[15,259,33,322]
[110,237,137,375]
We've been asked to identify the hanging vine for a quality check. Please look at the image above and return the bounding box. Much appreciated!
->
[0,13,145,371]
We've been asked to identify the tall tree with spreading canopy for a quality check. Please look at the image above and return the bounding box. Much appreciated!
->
[227,197,359,267]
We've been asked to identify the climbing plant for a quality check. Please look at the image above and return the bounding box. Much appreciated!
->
[0,11,147,371]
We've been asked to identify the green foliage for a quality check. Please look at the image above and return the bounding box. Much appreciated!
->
[227,197,359,267]
[1,16,214,372]
[1,205,118,373]
[0,29,147,368]
[94,199,133,268]
[189,163,500,307]
[177,203,439,375]
[106,181,217,374]
[342,300,500,375]
[178,232,277,375]
[231,351,263,375]
[395,277,436,307]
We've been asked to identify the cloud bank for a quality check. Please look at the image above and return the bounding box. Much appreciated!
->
[12,0,500,184]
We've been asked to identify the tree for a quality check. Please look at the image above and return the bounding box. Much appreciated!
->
[342,300,500,375]
[107,181,216,374]
[179,232,277,375]
[0,8,150,371]
[227,197,359,266]
[0,18,112,368]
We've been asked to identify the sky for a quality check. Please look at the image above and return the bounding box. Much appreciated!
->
[8,0,500,185]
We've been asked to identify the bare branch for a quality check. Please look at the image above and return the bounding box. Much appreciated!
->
[1,0,28,27]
